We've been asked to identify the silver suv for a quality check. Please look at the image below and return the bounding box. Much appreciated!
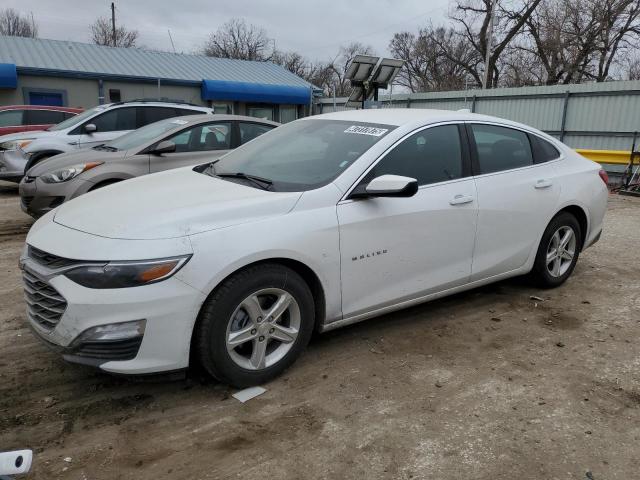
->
[0,100,213,182]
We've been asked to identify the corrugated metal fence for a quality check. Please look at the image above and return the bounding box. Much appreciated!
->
[315,80,640,152]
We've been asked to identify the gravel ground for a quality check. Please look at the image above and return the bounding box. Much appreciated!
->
[0,180,639,480]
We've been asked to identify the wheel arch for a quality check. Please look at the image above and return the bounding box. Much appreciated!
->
[195,257,327,334]
[554,204,588,250]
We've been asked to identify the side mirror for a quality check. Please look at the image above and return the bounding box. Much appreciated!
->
[352,174,418,199]
[84,123,97,133]
[151,140,176,155]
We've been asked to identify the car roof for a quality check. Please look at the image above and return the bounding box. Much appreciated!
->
[177,114,280,126]
[0,105,83,113]
[101,102,211,110]
[311,108,523,129]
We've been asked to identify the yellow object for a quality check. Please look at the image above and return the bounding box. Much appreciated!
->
[575,149,633,165]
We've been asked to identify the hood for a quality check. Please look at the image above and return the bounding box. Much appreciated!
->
[0,130,55,145]
[28,148,127,176]
[53,167,303,240]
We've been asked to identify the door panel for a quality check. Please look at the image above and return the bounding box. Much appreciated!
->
[337,123,477,319]
[467,123,561,280]
[338,180,478,317]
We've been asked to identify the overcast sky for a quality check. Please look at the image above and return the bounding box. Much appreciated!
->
[2,0,450,61]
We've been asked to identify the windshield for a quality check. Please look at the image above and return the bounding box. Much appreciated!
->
[47,106,107,131]
[212,119,395,192]
[107,117,190,151]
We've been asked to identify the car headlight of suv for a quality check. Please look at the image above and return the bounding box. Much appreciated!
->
[0,139,35,151]
[64,256,191,289]
[41,162,103,183]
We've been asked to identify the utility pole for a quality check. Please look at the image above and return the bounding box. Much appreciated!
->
[111,2,116,47]
[483,0,497,89]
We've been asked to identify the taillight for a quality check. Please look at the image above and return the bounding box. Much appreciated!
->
[598,169,609,186]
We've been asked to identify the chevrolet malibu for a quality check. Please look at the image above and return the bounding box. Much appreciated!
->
[21,109,608,387]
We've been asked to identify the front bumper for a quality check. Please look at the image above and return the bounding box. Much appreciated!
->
[21,237,206,375]
[0,149,28,182]
[19,177,92,218]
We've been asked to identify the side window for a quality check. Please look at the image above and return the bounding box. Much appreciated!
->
[90,107,137,132]
[26,110,65,125]
[364,125,463,186]
[62,112,77,120]
[165,122,231,152]
[141,107,178,126]
[471,124,533,174]
[239,122,274,145]
[0,110,24,127]
[529,134,560,163]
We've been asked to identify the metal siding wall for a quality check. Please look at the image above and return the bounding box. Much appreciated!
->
[475,97,564,131]
[316,81,640,151]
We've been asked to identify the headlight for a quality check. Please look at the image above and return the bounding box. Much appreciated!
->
[0,139,34,151]
[41,162,103,183]
[64,256,191,289]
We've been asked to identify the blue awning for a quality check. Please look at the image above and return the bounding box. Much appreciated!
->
[0,63,17,88]
[201,79,311,105]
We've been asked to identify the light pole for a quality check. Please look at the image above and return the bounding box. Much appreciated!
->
[483,0,497,89]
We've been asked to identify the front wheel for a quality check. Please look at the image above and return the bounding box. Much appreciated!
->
[194,264,315,387]
[531,212,582,288]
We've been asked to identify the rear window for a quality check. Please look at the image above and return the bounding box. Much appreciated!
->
[529,134,560,163]
[0,109,23,127]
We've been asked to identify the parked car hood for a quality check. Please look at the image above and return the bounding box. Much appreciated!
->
[53,167,303,240]
[0,130,57,144]
[28,148,127,176]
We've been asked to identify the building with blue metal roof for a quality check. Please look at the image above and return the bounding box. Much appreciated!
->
[0,36,320,122]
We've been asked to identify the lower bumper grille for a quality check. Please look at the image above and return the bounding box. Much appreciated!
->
[72,337,143,361]
[22,268,67,331]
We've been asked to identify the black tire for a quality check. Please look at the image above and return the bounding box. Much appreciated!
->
[531,212,582,288]
[194,263,315,387]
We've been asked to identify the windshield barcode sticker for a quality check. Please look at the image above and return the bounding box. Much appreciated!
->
[344,125,388,136]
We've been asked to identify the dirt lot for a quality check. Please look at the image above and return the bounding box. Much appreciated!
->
[1,180,639,480]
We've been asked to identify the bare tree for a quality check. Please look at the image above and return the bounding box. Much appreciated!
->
[272,50,309,78]
[518,0,640,84]
[0,8,37,38]
[390,26,476,92]
[439,0,543,88]
[90,16,138,48]
[203,18,271,60]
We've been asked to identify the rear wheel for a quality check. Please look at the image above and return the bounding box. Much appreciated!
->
[194,264,315,387]
[531,212,582,288]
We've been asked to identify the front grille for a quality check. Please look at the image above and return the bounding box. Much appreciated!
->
[22,268,67,331]
[73,337,143,361]
[28,246,84,270]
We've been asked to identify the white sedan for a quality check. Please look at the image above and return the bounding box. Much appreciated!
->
[21,109,608,387]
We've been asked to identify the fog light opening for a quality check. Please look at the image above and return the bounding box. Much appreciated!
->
[74,319,146,344]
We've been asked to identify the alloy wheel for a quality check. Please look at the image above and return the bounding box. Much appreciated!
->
[546,226,576,278]
[225,288,301,370]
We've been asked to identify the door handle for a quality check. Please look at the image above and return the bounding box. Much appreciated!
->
[535,179,553,189]
[449,194,474,205]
